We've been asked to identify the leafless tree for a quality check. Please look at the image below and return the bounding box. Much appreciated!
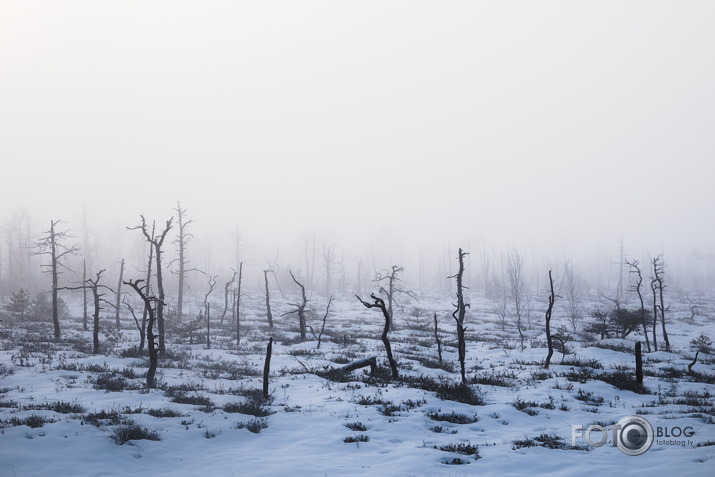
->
[128,215,173,353]
[266,249,286,299]
[375,265,414,331]
[34,220,78,339]
[356,293,399,379]
[220,268,237,325]
[433,313,443,366]
[651,255,670,352]
[124,279,162,388]
[311,293,334,349]
[172,202,193,324]
[63,270,114,354]
[263,269,274,328]
[626,259,651,352]
[114,259,125,329]
[123,296,145,351]
[286,270,308,341]
[544,270,556,369]
[561,261,583,332]
[82,259,88,331]
[204,274,217,349]
[506,244,529,351]
[323,244,337,297]
[450,248,469,383]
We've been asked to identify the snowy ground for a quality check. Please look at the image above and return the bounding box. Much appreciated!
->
[1,292,714,476]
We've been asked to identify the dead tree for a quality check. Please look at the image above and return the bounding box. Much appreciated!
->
[286,270,308,341]
[220,268,237,324]
[124,279,162,388]
[263,269,274,328]
[314,293,334,349]
[652,256,670,352]
[544,270,556,369]
[356,293,399,379]
[114,259,125,329]
[267,250,286,299]
[204,274,217,349]
[650,279,659,352]
[34,220,78,339]
[62,270,114,354]
[235,262,243,347]
[635,342,643,383]
[433,313,443,366]
[129,216,173,353]
[375,265,414,331]
[323,244,336,297]
[172,202,193,324]
[263,337,273,399]
[506,244,529,350]
[626,259,651,352]
[450,249,469,383]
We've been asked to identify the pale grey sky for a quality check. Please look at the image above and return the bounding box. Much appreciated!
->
[1,1,713,262]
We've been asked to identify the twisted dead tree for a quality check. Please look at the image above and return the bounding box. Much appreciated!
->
[123,296,145,351]
[129,216,173,353]
[626,259,651,352]
[285,270,308,341]
[311,293,335,349]
[356,293,399,379]
[124,279,162,388]
[544,270,556,369]
[220,268,237,325]
[450,249,469,383]
[652,256,670,352]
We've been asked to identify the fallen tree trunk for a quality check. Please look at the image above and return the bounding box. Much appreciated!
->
[340,356,378,375]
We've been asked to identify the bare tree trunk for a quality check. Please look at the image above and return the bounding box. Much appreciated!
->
[125,279,160,388]
[263,337,273,399]
[115,259,124,329]
[451,249,469,383]
[124,299,145,351]
[356,294,398,379]
[544,270,556,369]
[141,234,154,349]
[635,342,643,383]
[433,313,442,366]
[316,293,334,349]
[204,275,217,349]
[221,269,237,324]
[288,270,308,340]
[626,260,651,352]
[173,203,193,324]
[650,279,658,352]
[263,269,273,328]
[653,256,670,352]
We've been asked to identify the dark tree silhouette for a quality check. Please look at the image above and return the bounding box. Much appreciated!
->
[356,293,398,379]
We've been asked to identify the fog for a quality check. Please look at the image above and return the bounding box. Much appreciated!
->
[1,2,714,294]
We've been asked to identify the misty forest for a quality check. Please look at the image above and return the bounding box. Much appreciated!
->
[2,1,715,476]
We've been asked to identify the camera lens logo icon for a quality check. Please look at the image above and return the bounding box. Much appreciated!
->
[616,416,653,456]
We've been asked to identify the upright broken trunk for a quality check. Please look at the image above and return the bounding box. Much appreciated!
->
[115,259,124,329]
[433,313,443,366]
[635,342,643,384]
[263,270,274,328]
[451,249,469,383]
[626,260,651,353]
[235,262,243,348]
[288,270,308,341]
[544,270,556,369]
[204,275,217,349]
[263,337,273,399]
[82,259,88,331]
[356,293,399,379]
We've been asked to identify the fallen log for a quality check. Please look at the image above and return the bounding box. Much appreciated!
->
[340,356,378,376]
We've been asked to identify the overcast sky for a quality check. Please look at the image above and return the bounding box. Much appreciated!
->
[1,1,713,263]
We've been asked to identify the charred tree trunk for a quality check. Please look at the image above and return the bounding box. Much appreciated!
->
[451,249,469,383]
[125,279,160,388]
[263,269,273,328]
[204,275,217,349]
[124,299,145,351]
[316,293,334,349]
[650,279,659,352]
[635,342,643,383]
[433,313,443,366]
[263,337,273,399]
[544,270,556,369]
[653,256,670,352]
[115,259,124,329]
[356,293,398,379]
[173,203,193,324]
